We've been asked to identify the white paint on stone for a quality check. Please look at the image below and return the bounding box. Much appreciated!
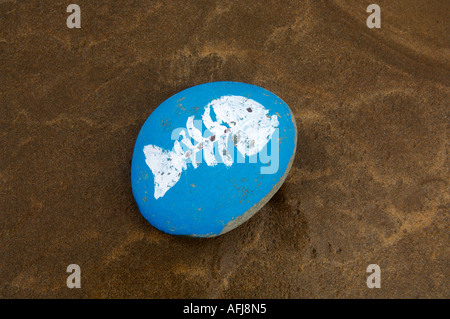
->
[144,95,279,199]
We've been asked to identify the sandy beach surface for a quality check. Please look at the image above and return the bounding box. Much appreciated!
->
[0,0,448,298]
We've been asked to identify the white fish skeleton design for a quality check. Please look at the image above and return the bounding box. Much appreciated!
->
[144,95,279,199]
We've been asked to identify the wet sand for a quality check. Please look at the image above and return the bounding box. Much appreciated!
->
[0,0,448,298]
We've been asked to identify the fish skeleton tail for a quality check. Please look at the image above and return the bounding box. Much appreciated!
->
[143,144,187,199]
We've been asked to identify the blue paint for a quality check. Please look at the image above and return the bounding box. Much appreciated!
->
[131,82,296,237]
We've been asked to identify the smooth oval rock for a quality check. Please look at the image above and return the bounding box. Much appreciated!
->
[131,81,297,237]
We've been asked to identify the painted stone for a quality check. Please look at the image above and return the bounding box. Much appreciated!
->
[131,81,297,237]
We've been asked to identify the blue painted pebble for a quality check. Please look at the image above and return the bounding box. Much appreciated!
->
[131,81,297,237]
